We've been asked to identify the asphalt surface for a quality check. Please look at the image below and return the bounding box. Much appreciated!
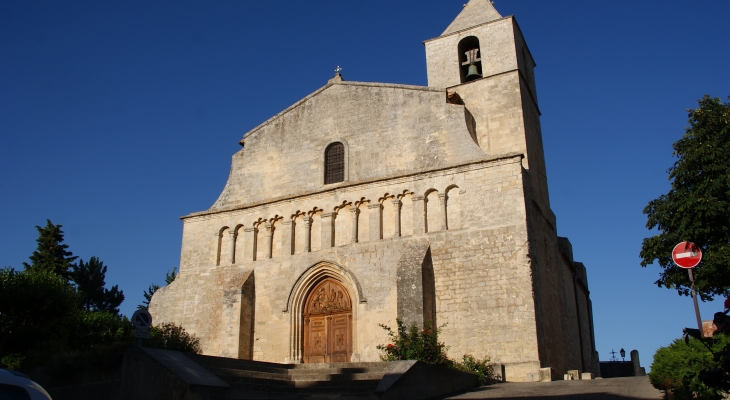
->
[443,377,664,400]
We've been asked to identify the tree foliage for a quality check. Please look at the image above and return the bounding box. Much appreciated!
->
[0,268,81,367]
[377,319,497,384]
[23,220,77,282]
[649,335,730,400]
[147,323,201,354]
[71,257,124,315]
[640,95,730,300]
[0,220,132,370]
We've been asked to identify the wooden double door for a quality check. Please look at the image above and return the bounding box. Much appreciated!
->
[303,279,352,363]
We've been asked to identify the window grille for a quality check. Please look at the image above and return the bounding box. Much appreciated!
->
[324,142,345,184]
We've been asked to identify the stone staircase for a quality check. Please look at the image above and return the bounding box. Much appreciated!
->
[188,354,391,399]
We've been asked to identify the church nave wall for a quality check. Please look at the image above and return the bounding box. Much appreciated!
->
[177,155,525,275]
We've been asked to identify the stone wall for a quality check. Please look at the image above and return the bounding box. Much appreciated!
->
[151,156,544,377]
[208,82,485,211]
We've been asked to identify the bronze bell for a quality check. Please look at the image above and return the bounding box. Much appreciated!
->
[465,64,481,81]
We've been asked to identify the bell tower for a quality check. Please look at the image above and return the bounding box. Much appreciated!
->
[424,0,550,211]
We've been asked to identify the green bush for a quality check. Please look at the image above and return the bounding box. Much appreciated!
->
[0,268,81,369]
[649,334,730,400]
[451,354,497,385]
[377,319,497,385]
[0,354,24,370]
[147,323,201,354]
[376,320,448,365]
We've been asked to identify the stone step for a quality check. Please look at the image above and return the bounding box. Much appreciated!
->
[187,354,294,375]
[208,365,387,383]
[227,387,378,400]
[220,375,380,391]
[186,356,390,398]
[291,362,390,372]
[207,367,295,381]
[287,372,386,382]
[292,379,380,391]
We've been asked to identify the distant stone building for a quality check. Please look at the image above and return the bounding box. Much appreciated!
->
[150,0,596,381]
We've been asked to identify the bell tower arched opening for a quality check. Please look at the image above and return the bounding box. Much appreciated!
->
[458,36,482,83]
[302,278,353,363]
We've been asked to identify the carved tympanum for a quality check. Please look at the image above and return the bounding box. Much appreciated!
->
[306,280,351,315]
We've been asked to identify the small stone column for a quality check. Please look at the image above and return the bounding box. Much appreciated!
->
[438,193,448,231]
[214,231,223,265]
[321,212,336,248]
[412,196,426,234]
[368,203,382,241]
[265,222,274,259]
[228,230,237,264]
[281,220,293,256]
[244,227,258,261]
[392,199,401,237]
[350,207,359,243]
[303,216,312,253]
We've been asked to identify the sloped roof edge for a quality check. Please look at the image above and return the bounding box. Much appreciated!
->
[240,81,442,144]
[423,15,512,44]
[442,0,503,36]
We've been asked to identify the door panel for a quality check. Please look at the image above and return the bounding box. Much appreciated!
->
[305,316,327,363]
[303,278,353,363]
[328,313,351,362]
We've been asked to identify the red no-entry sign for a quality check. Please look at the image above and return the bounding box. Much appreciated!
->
[672,241,702,269]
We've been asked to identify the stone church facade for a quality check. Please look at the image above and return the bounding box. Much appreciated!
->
[150,0,596,381]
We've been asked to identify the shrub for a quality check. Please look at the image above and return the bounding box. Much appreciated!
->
[0,353,24,370]
[649,334,730,400]
[376,319,448,365]
[147,323,201,354]
[452,354,497,385]
[377,319,497,386]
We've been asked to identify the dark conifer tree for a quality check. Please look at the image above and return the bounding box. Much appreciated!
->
[23,220,77,282]
[70,257,125,315]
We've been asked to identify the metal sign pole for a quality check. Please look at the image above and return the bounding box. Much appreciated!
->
[688,268,703,337]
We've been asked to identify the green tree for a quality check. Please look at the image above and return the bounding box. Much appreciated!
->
[649,335,730,400]
[0,268,81,368]
[70,257,125,315]
[640,96,730,300]
[139,268,177,309]
[23,220,78,282]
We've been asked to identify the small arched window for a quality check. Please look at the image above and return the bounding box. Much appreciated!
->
[458,36,482,83]
[324,142,345,184]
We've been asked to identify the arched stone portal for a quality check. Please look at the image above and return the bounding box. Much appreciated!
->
[285,262,363,363]
[302,278,352,363]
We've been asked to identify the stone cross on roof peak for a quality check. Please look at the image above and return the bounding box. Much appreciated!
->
[329,65,344,83]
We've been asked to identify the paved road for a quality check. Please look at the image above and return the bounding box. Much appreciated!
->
[443,377,664,400]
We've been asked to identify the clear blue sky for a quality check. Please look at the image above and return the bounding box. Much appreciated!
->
[2,0,729,369]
